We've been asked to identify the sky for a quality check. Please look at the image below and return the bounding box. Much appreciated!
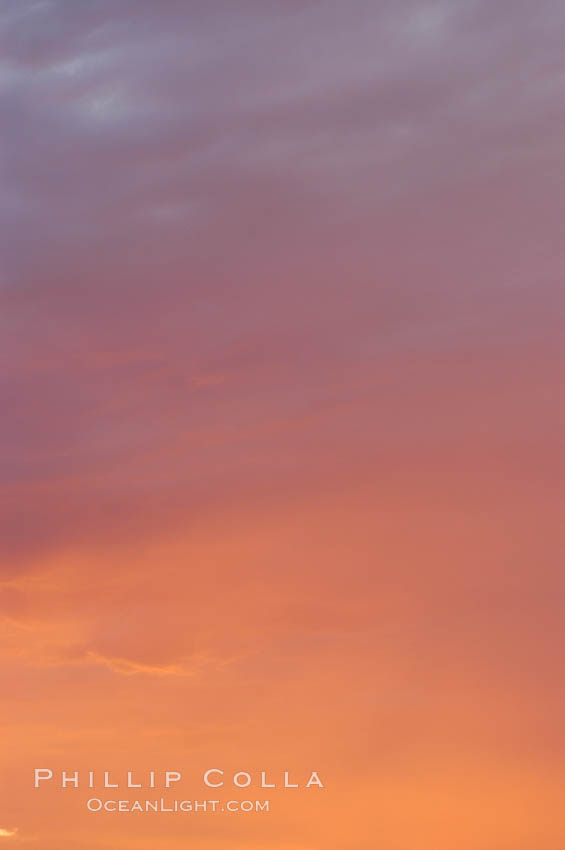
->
[0,1,564,848]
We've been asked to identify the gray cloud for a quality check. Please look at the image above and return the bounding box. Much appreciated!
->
[1,0,563,567]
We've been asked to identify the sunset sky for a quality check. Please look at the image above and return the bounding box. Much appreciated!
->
[1,1,564,848]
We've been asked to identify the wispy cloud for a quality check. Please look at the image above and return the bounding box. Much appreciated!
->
[86,651,204,677]
[0,827,18,838]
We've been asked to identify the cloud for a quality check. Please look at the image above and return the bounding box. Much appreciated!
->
[0,3,563,848]
[86,650,209,677]
[0,827,18,838]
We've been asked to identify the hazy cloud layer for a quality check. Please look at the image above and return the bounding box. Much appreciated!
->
[1,2,564,848]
